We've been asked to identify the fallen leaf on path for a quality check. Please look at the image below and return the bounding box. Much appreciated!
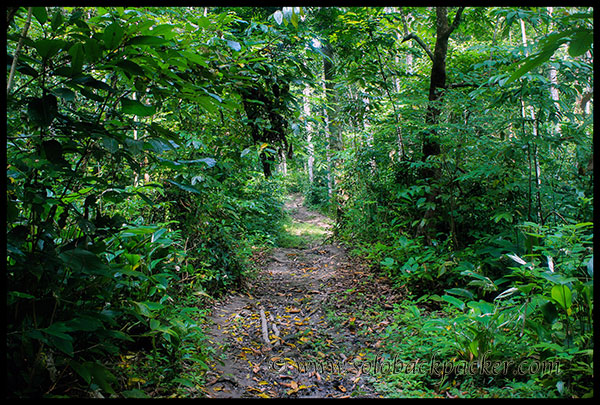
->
[282,380,308,395]
[247,386,269,397]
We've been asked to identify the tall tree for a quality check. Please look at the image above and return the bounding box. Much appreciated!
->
[303,84,315,184]
[322,42,336,198]
[402,6,465,240]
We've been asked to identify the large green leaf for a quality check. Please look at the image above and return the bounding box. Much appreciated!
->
[84,38,102,63]
[132,300,164,318]
[32,7,48,25]
[27,94,58,127]
[42,323,74,356]
[34,39,66,60]
[551,285,572,311]
[59,248,109,276]
[68,42,84,74]
[196,95,220,113]
[50,9,64,31]
[442,294,465,311]
[52,87,76,101]
[121,98,156,116]
[568,29,593,57]
[64,315,103,332]
[166,179,203,195]
[71,361,116,394]
[103,21,124,50]
[126,35,169,46]
[115,59,146,76]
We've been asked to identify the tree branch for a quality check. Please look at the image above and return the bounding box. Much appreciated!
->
[401,32,434,62]
[445,82,479,89]
[399,7,410,36]
[7,7,32,96]
[447,7,465,37]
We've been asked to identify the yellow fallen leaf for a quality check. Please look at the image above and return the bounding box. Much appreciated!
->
[285,380,309,395]
[128,377,146,386]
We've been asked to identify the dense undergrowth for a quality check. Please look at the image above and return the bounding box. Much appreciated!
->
[299,168,593,397]
[7,163,287,397]
[6,6,593,399]
[6,6,293,397]
[300,122,593,398]
[293,7,594,396]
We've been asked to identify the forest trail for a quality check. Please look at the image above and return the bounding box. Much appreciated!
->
[201,194,401,398]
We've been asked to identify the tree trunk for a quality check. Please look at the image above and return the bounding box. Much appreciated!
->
[547,7,562,137]
[519,17,543,224]
[322,43,340,200]
[303,85,315,184]
[405,7,464,240]
[7,7,33,96]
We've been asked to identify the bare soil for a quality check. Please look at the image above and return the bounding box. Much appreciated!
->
[201,194,402,398]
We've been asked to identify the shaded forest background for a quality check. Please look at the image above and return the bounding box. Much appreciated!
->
[6,6,593,398]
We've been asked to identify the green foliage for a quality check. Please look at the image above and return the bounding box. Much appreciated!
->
[431,221,593,397]
[6,6,293,397]
[6,5,594,399]
[321,5,593,398]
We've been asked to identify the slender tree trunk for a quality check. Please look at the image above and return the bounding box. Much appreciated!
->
[519,17,543,224]
[7,7,33,96]
[322,43,340,200]
[278,150,287,176]
[368,27,404,160]
[303,85,314,184]
[401,10,414,75]
[547,7,562,136]
[362,96,377,173]
[133,92,140,186]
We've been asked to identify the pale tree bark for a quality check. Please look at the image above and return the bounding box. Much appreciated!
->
[7,7,33,96]
[302,85,314,184]
[133,92,140,186]
[399,8,416,75]
[547,7,561,135]
[278,151,287,176]
[322,43,340,199]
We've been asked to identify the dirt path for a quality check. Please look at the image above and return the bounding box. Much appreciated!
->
[201,194,401,398]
